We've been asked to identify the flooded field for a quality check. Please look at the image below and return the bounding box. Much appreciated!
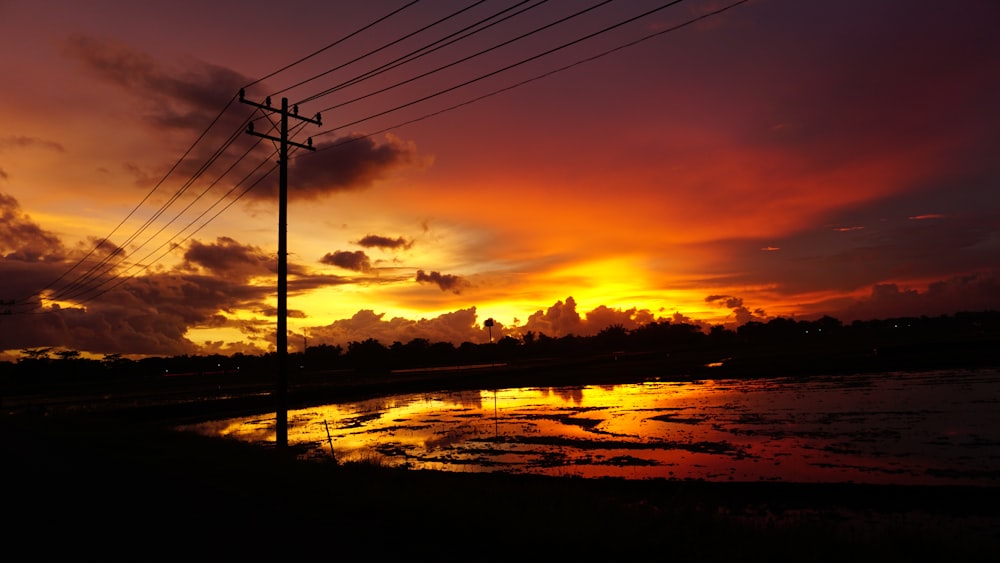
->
[183,369,1000,485]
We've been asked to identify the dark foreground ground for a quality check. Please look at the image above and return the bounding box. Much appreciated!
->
[4,363,999,560]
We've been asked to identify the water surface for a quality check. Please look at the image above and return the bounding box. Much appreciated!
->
[183,369,1000,485]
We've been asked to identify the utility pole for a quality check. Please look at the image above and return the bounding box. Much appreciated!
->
[240,89,321,449]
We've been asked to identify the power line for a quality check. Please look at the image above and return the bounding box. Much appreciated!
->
[15,3,428,314]
[19,94,242,309]
[302,0,615,114]
[271,0,494,99]
[290,0,548,105]
[305,0,747,157]
[48,110,259,304]
[244,0,423,91]
[311,0,682,137]
[15,0,749,317]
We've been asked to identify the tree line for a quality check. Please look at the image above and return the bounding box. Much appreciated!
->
[2,311,998,385]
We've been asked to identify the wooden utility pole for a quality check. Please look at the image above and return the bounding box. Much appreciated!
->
[239,89,321,449]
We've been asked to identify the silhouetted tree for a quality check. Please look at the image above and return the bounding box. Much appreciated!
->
[346,338,389,372]
[595,324,629,351]
[55,350,81,361]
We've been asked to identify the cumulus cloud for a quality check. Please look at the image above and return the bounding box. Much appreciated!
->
[703,293,768,328]
[415,270,468,294]
[0,192,66,262]
[730,306,768,327]
[580,304,655,332]
[520,297,658,338]
[357,234,413,251]
[306,307,487,347]
[670,311,709,330]
[523,297,583,336]
[199,339,268,356]
[320,250,372,272]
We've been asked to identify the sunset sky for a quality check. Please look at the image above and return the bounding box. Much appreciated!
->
[1,0,998,359]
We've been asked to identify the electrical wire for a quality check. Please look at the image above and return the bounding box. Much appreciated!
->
[13,3,430,315]
[306,0,748,157]
[270,0,493,99]
[311,0,680,136]
[288,0,547,105]
[12,0,751,317]
[244,0,423,91]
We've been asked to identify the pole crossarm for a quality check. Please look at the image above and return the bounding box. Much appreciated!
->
[240,89,322,125]
[240,89,321,152]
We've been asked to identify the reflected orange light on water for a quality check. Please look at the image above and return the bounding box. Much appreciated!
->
[180,370,1000,485]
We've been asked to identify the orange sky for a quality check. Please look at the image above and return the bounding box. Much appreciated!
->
[1,0,998,359]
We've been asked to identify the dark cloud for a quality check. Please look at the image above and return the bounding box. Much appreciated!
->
[415,270,468,294]
[0,271,261,357]
[0,192,66,262]
[182,237,273,281]
[288,273,355,293]
[705,294,743,309]
[0,217,379,358]
[263,134,424,200]
[320,250,372,272]
[833,273,1000,322]
[357,234,413,251]
[61,34,249,130]
[0,230,290,356]
[58,34,264,190]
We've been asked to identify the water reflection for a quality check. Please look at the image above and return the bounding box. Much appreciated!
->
[181,369,1000,485]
